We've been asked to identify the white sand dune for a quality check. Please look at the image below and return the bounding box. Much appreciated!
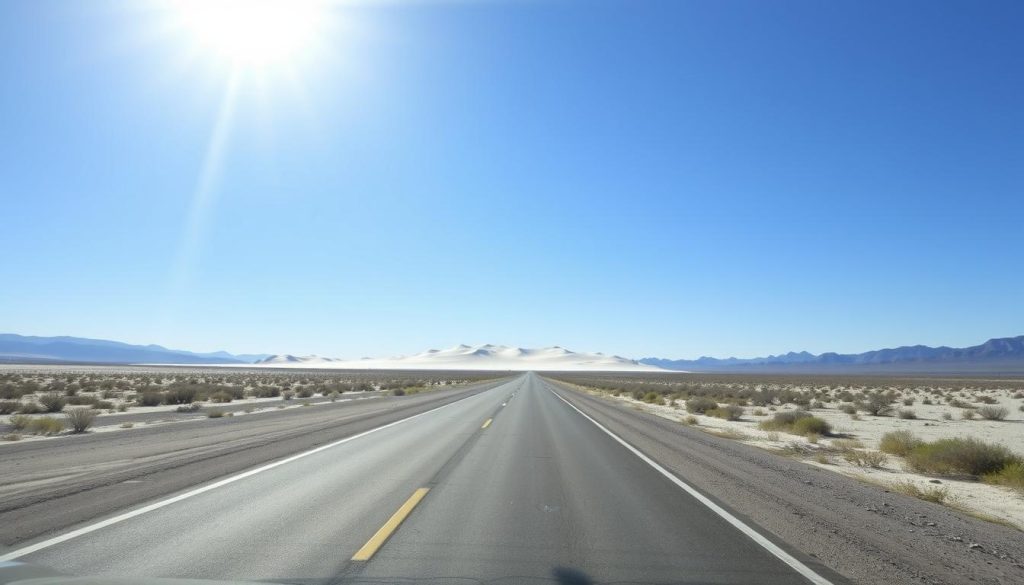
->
[253,344,662,371]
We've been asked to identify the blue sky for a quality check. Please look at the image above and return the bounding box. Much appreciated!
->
[1,0,1021,359]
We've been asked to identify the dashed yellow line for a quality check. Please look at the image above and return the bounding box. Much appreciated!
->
[481,418,492,429]
[351,487,429,561]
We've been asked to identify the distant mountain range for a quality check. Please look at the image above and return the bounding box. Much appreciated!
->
[0,334,269,365]
[641,335,1024,373]
[3,333,1022,374]
[255,344,656,371]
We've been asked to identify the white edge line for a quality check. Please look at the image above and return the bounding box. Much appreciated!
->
[546,384,835,585]
[0,394,476,562]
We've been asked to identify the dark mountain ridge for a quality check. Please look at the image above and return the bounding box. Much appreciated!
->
[641,335,1024,373]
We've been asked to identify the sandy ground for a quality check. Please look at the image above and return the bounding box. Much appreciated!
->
[575,385,1024,530]
[0,393,383,445]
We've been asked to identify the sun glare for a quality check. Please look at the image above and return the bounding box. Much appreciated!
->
[173,0,324,68]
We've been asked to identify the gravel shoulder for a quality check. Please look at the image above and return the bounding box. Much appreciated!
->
[546,377,1024,585]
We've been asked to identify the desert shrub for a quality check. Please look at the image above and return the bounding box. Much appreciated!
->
[897,409,917,420]
[890,480,953,504]
[752,408,765,416]
[682,415,698,425]
[685,397,718,414]
[282,390,294,401]
[207,409,225,418]
[831,438,864,452]
[859,394,894,416]
[902,398,915,406]
[176,403,200,412]
[17,402,44,414]
[948,398,971,409]
[251,386,280,398]
[758,410,810,430]
[137,391,164,407]
[922,398,933,405]
[391,388,407,396]
[328,391,340,402]
[66,395,97,406]
[977,406,1009,421]
[984,461,1024,492]
[3,433,20,441]
[707,404,744,421]
[163,385,197,404]
[907,437,1020,477]
[222,385,246,399]
[642,391,661,403]
[39,393,66,413]
[792,416,831,436]
[28,416,65,435]
[65,408,97,433]
[976,395,998,405]
[879,430,923,456]
[839,403,857,415]
[843,449,887,468]
[0,400,19,414]
[296,387,314,398]
[210,391,234,403]
[120,422,134,429]
[961,409,976,420]
[9,414,30,430]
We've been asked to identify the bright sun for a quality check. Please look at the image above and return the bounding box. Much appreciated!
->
[173,0,325,68]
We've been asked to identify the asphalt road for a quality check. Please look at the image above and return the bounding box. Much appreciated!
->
[1,373,834,585]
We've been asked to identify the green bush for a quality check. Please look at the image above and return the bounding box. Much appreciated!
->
[137,391,164,406]
[642,391,661,403]
[685,397,718,414]
[9,414,30,430]
[706,405,744,421]
[879,430,923,456]
[984,461,1024,492]
[38,393,66,413]
[758,410,810,430]
[28,416,65,435]
[977,406,1009,421]
[65,408,97,433]
[890,480,952,504]
[843,450,887,468]
[907,437,1020,477]
[792,416,831,436]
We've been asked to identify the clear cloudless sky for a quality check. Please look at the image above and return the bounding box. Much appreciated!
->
[1,0,1021,359]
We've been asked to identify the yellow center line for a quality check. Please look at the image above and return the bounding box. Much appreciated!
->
[351,487,430,561]
[481,418,492,429]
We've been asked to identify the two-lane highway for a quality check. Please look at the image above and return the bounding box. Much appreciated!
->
[4,373,836,584]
